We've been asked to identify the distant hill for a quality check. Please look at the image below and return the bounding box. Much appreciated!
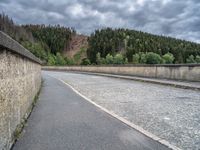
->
[87,28,200,64]
[0,13,87,65]
[0,13,35,43]
[1,13,200,65]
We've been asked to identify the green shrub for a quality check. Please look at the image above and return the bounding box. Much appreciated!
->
[96,52,107,64]
[139,53,147,64]
[124,58,128,64]
[55,52,66,65]
[47,54,56,65]
[64,57,69,64]
[146,52,162,64]
[73,53,81,63]
[132,53,140,64]
[73,48,85,62]
[96,52,102,65]
[101,58,106,64]
[105,54,114,64]
[81,58,91,65]
[22,41,47,62]
[113,54,124,64]
[162,52,175,64]
[186,55,196,63]
[65,57,75,65]
[97,53,126,65]
[195,55,200,63]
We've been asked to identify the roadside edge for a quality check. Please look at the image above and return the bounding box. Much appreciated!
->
[49,74,182,150]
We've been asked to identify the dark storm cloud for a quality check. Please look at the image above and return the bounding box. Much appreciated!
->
[0,0,200,42]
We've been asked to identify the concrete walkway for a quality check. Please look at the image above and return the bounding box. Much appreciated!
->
[13,73,169,150]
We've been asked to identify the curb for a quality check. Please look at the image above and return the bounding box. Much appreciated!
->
[42,69,200,91]
[10,80,43,150]
[67,71,200,91]
[49,75,182,150]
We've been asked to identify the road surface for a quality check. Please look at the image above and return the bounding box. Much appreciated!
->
[13,72,170,150]
[43,71,200,150]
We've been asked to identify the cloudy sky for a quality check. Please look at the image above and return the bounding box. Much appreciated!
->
[0,0,200,42]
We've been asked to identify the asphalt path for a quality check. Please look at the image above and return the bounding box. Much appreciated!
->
[41,71,200,150]
[13,72,170,150]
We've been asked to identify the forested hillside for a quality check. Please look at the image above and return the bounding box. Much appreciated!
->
[23,25,75,54]
[87,28,200,64]
[0,13,81,65]
[1,13,200,65]
[0,14,35,43]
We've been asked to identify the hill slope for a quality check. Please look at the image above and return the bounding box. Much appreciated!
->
[87,28,200,63]
[0,13,87,65]
[63,34,88,58]
[1,13,200,65]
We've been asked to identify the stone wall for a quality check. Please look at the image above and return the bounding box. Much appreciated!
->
[0,32,41,150]
[43,64,200,81]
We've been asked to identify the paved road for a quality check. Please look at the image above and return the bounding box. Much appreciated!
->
[13,72,169,150]
[45,71,200,150]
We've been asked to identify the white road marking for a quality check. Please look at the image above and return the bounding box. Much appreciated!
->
[48,74,182,150]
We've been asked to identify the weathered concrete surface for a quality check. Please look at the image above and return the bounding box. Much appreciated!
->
[0,31,41,64]
[52,71,200,90]
[0,32,41,150]
[47,71,200,150]
[13,73,170,150]
[43,64,200,81]
[79,72,200,90]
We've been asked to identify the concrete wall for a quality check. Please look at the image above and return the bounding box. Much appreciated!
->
[0,32,41,150]
[43,64,200,81]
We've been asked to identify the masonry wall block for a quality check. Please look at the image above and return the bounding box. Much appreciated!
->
[43,65,200,82]
[0,31,41,150]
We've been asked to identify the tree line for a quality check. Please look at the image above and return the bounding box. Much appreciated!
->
[0,13,75,65]
[1,13,200,65]
[87,28,200,64]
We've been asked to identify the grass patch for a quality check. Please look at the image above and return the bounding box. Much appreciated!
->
[73,47,87,64]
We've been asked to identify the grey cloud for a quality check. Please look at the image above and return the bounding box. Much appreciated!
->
[0,0,199,43]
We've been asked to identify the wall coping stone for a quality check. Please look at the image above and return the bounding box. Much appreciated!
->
[44,64,200,67]
[0,31,42,64]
